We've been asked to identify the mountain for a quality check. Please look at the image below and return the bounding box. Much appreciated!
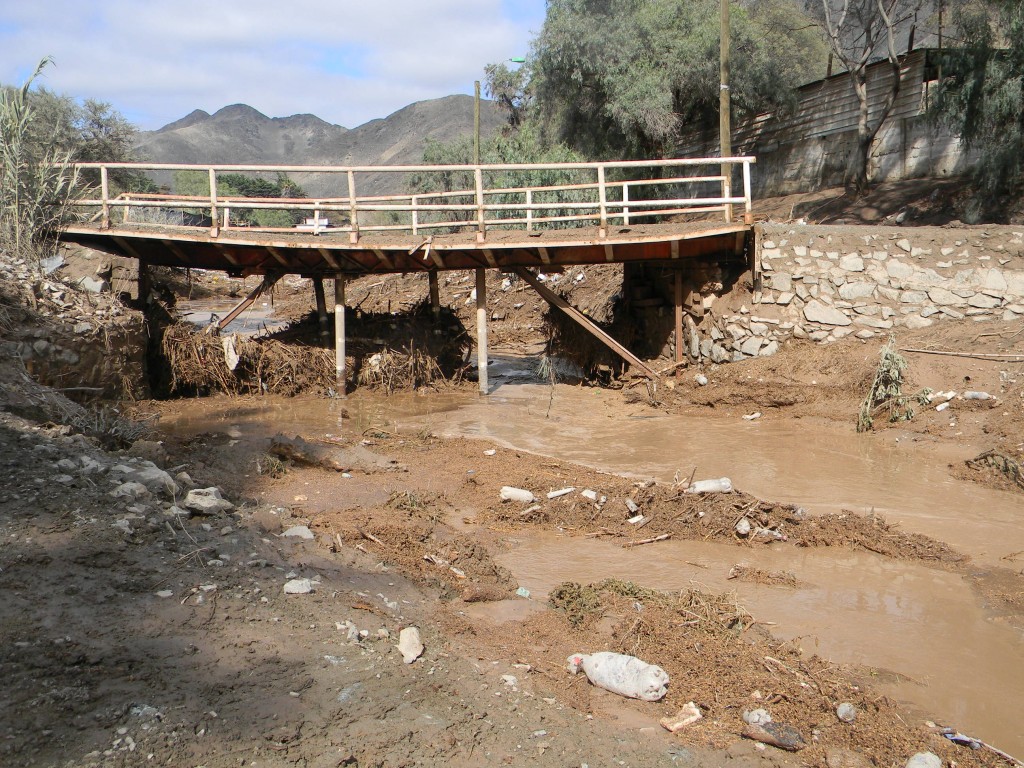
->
[135,96,505,197]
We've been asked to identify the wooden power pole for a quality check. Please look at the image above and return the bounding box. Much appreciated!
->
[720,0,733,223]
[474,80,481,166]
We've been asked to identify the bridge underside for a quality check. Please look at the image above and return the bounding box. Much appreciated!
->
[62,221,752,277]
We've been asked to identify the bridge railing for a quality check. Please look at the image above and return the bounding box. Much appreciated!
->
[70,157,755,243]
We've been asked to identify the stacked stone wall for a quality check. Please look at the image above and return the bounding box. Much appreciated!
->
[690,225,1024,364]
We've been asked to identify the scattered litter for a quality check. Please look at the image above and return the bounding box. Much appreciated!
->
[501,674,518,688]
[660,702,702,732]
[963,391,992,400]
[397,627,424,664]
[624,499,640,514]
[500,486,536,503]
[935,402,950,412]
[566,651,668,701]
[155,590,173,599]
[547,487,575,499]
[742,721,806,751]
[742,412,762,421]
[515,587,531,599]
[627,514,646,525]
[685,477,733,494]
[283,578,315,595]
[580,489,599,502]
[735,518,752,537]
[484,449,496,456]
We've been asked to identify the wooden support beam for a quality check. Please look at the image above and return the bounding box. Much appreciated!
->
[317,248,340,270]
[211,243,239,266]
[476,268,488,395]
[604,244,614,262]
[671,239,680,259]
[313,278,330,348]
[512,266,657,378]
[266,246,289,267]
[538,247,551,265]
[112,236,143,261]
[216,273,282,333]
[674,271,684,365]
[483,249,497,268]
[371,248,394,270]
[335,277,347,396]
[429,271,441,318]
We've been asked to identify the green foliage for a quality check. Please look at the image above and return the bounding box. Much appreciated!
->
[935,0,1024,217]
[171,170,308,227]
[410,125,595,230]
[529,0,827,158]
[857,336,931,432]
[0,58,81,265]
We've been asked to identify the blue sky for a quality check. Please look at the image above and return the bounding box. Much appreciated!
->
[0,1,547,131]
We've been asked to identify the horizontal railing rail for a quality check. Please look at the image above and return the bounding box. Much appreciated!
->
[69,157,756,243]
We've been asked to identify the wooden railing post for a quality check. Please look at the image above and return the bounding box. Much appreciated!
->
[525,189,533,231]
[208,168,219,236]
[222,207,230,229]
[412,195,419,235]
[597,165,608,237]
[123,193,131,224]
[475,167,485,243]
[622,183,630,225]
[100,166,110,229]
[722,165,733,224]
[742,159,753,224]
[347,170,359,244]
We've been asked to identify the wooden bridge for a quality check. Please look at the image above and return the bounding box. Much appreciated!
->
[61,157,757,393]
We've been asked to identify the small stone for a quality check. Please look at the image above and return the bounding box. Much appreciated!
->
[742,722,806,752]
[283,578,315,595]
[155,590,174,598]
[743,708,772,725]
[905,753,942,768]
[836,702,857,722]
[896,238,912,253]
[803,300,851,326]
[397,627,424,664]
[839,255,864,272]
[281,525,315,540]
[183,487,234,514]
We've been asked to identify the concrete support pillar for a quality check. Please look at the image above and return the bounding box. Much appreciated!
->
[476,268,488,396]
[334,277,346,396]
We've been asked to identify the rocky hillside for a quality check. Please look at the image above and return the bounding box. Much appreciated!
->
[135,96,506,197]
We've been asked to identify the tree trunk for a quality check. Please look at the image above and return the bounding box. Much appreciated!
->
[845,57,903,194]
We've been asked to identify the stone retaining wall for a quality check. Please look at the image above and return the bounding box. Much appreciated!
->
[692,225,1024,363]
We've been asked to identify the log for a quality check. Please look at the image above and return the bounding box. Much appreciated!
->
[622,533,671,548]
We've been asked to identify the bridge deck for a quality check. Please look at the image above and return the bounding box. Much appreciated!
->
[62,220,753,277]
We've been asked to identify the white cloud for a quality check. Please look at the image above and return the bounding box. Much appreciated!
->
[0,0,545,130]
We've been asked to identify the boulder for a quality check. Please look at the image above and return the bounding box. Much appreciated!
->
[804,300,851,326]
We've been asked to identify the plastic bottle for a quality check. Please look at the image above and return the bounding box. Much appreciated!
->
[567,651,669,701]
[963,391,992,400]
[685,477,733,494]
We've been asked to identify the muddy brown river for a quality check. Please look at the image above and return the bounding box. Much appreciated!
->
[157,371,1024,754]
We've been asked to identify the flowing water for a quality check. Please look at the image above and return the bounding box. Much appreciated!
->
[157,365,1024,753]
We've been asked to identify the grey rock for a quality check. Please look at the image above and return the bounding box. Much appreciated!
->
[282,525,315,540]
[905,753,941,768]
[887,260,915,280]
[283,578,315,595]
[771,272,792,292]
[775,291,794,306]
[804,300,851,326]
[854,330,876,339]
[939,307,966,320]
[184,487,235,515]
[740,337,764,356]
[759,340,779,356]
[903,315,934,330]
[838,282,875,300]
[710,344,730,363]
[896,238,912,253]
[839,255,864,272]
[77,276,107,293]
[854,316,893,329]
[969,293,1001,309]
[111,481,151,500]
[900,290,928,304]
[928,287,967,306]
[836,703,857,723]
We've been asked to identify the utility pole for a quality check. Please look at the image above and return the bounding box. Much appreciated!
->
[474,80,481,166]
[720,0,733,223]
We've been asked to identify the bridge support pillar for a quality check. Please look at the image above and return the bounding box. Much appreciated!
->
[313,278,330,348]
[674,271,684,365]
[335,277,346,397]
[429,271,440,318]
[476,268,488,396]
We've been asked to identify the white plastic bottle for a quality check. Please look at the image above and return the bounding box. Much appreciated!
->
[685,477,733,494]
